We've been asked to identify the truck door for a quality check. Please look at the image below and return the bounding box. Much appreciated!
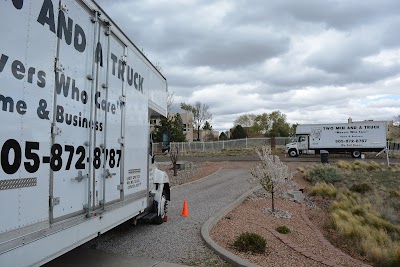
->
[297,135,309,151]
[92,23,125,208]
[50,1,97,221]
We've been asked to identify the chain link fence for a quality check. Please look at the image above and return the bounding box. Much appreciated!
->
[387,141,400,155]
[152,137,291,154]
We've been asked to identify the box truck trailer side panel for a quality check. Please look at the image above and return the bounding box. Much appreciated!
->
[307,121,386,149]
[286,121,387,158]
[0,0,57,235]
[0,0,168,266]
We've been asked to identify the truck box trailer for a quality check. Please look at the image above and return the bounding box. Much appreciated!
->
[285,121,387,158]
[0,0,170,266]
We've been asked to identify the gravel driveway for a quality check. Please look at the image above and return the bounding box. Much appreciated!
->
[87,168,257,266]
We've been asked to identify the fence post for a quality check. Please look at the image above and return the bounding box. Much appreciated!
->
[271,137,276,151]
[222,140,224,149]
[246,138,248,149]
[202,141,205,152]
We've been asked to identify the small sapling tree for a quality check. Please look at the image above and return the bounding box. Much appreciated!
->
[251,146,292,212]
[170,146,179,176]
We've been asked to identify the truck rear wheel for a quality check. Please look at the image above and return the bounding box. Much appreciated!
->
[288,149,298,157]
[351,150,361,158]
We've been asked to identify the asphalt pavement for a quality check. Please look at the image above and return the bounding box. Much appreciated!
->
[45,248,189,267]
[45,168,257,267]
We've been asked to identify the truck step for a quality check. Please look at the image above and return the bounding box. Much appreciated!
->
[142,213,157,221]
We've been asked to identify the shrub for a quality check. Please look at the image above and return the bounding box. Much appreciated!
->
[233,232,267,254]
[276,225,291,234]
[306,164,343,184]
[350,183,372,194]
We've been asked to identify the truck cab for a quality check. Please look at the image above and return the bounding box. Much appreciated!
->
[286,135,311,157]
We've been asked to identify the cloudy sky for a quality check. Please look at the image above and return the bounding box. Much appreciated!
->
[97,0,400,132]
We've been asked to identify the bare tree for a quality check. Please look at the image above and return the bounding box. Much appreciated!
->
[181,101,212,141]
[394,115,400,126]
[169,146,179,176]
[251,146,292,212]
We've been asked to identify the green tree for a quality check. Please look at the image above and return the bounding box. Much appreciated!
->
[219,132,228,140]
[234,114,256,127]
[268,110,290,137]
[181,101,212,140]
[289,123,298,137]
[202,121,212,130]
[152,114,186,142]
[232,125,247,139]
[252,113,270,136]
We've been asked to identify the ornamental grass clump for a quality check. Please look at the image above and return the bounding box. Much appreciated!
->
[310,181,337,198]
[233,232,267,254]
[350,183,372,194]
[330,188,400,266]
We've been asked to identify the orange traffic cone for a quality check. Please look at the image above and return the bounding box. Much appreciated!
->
[181,199,189,217]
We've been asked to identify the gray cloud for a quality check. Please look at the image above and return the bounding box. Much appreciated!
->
[184,33,290,69]
[95,0,400,132]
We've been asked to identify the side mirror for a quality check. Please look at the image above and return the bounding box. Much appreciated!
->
[162,129,170,154]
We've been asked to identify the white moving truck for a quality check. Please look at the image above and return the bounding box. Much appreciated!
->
[0,1,170,266]
[285,121,387,158]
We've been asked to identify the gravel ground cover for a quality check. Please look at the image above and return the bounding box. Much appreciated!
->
[86,159,372,266]
[86,161,257,267]
[210,165,372,267]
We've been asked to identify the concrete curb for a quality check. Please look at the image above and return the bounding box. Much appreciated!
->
[200,185,262,267]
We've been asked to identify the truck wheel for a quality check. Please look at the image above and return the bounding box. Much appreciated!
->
[153,191,168,225]
[288,149,298,157]
[351,150,361,158]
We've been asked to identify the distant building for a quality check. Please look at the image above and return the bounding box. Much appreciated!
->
[178,112,194,141]
[194,129,220,141]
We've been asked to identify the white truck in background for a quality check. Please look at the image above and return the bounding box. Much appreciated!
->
[0,0,170,266]
[285,121,387,158]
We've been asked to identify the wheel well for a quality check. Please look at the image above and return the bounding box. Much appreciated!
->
[163,183,170,201]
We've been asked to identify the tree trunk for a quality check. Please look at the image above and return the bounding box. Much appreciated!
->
[173,162,177,176]
[197,126,200,140]
[271,184,275,212]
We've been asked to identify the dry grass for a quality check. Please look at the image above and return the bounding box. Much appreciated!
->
[306,161,400,266]
[304,161,400,225]
[310,182,337,198]
[309,182,400,266]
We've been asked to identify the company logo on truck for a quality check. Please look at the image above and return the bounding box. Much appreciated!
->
[311,128,322,141]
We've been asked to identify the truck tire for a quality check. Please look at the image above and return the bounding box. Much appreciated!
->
[288,149,298,157]
[153,190,168,225]
[351,150,361,158]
